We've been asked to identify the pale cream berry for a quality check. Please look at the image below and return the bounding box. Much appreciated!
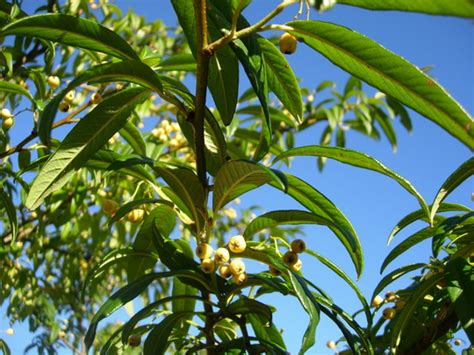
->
[169,138,180,150]
[282,251,298,266]
[382,307,396,320]
[371,295,384,308]
[196,243,213,260]
[229,258,245,275]
[127,209,144,223]
[159,134,168,142]
[91,92,102,104]
[102,199,119,216]
[151,127,164,138]
[279,32,297,54]
[290,259,303,272]
[219,264,232,278]
[47,75,60,89]
[228,235,246,253]
[128,334,141,347]
[269,265,281,276]
[291,239,306,253]
[58,101,70,112]
[233,272,247,285]
[2,117,14,129]
[5,328,14,335]
[224,208,237,219]
[326,340,337,349]
[64,90,75,103]
[214,247,230,264]
[201,258,215,273]
[1,108,13,119]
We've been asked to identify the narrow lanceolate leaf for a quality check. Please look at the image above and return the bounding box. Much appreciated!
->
[243,210,348,242]
[257,36,303,122]
[155,53,196,72]
[0,14,139,60]
[25,88,149,210]
[337,0,474,18]
[40,60,163,144]
[213,160,286,213]
[268,173,363,277]
[0,187,17,245]
[430,158,474,223]
[0,81,35,107]
[172,278,198,350]
[273,145,429,218]
[371,263,425,302]
[171,0,238,124]
[120,120,147,155]
[388,202,472,245]
[390,273,444,352]
[287,21,474,150]
[445,258,474,343]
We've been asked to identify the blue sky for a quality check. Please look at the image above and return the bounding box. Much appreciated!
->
[2,1,473,353]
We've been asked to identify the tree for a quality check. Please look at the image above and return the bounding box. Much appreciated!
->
[0,0,472,354]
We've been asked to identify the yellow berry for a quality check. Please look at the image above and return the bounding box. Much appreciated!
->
[64,90,75,103]
[291,239,306,253]
[91,92,102,104]
[224,208,237,219]
[102,199,119,216]
[290,259,303,272]
[385,291,397,302]
[326,340,337,349]
[127,209,145,223]
[228,235,246,253]
[218,264,232,278]
[47,75,60,89]
[233,272,247,285]
[279,33,297,55]
[269,265,281,276]
[201,258,215,273]
[382,308,396,320]
[2,117,14,129]
[5,328,14,335]
[196,243,213,260]
[229,258,245,275]
[454,339,462,346]
[58,102,70,112]
[371,295,384,308]
[282,251,298,266]
[128,334,141,347]
[214,247,230,264]
[1,108,13,119]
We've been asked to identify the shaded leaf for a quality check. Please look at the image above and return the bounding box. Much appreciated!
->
[0,186,17,245]
[0,81,35,107]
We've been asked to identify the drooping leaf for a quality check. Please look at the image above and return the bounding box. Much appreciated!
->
[40,60,163,144]
[273,145,429,217]
[337,0,474,18]
[25,88,150,210]
[0,81,35,107]
[1,14,139,60]
[257,36,303,122]
[430,158,474,223]
[0,186,17,245]
[155,53,196,72]
[248,313,287,354]
[268,173,363,277]
[172,278,198,350]
[227,297,273,325]
[287,20,474,150]
[119,120,147,155]
[213,160,286,213]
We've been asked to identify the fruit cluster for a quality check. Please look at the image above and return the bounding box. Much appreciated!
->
[371,290,403,320]
[277,239,306,274]
[1,108,14,130]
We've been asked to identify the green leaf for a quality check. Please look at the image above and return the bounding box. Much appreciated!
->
[268,173,363,277]
[288,272,319,354]
[119,120,146,155]
[388,203,472,245]
[144,311,196,355]
[25,88,150,210]
[0,81,35,107]
[155,53,196,72]
[154,165,205,234]
[40,60,163,144]
[171,0,238,124]
[445,258,474,343]
[1,14,139,60]
[430,158,474,223]
[337,0,474,18]
[371,263,425,302]
[248,313,287,353]
[0,186,17,245]
[172,279,198,350]
[273,145,429,218]
[287,20,474,150]
[389,272,444,351]
[381,226,435,272]
[227,297,273,325]
[127,205,176,282]
[0,338,11,355]
[257,36,303,122]
[213,160,286,213]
